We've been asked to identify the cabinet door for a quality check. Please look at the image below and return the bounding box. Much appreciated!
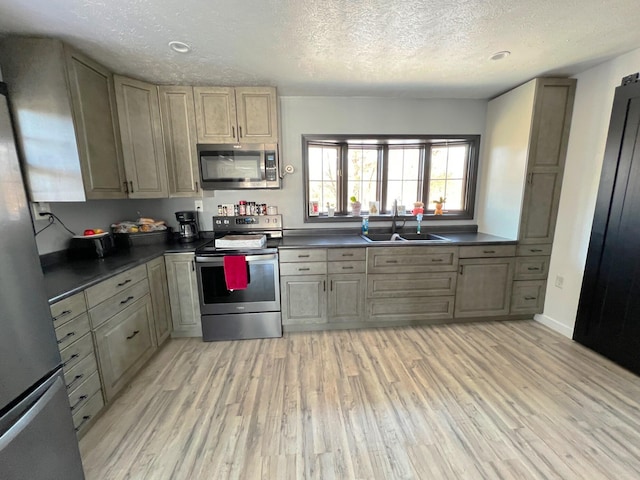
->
[158,86,201,197]
[280,275,327,325]
[93,295,155,401]
[164,254,202,336]
[328,273,365,323]
[511,280,546,315]
[193,87,237,143]
[146,257,172,345]
[234,87,278,143]
[520,78,576,244]
[114,75,168,198]
[454,258,515,318]
[65,48,126,199]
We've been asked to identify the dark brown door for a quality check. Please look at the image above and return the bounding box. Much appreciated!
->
[574,77,640,374]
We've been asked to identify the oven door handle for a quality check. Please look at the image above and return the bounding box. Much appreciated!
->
[196,254,278,264]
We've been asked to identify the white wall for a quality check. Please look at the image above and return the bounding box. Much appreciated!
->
[537,47,640,337]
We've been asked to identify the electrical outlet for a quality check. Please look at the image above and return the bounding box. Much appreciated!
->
[194,200,203,211]
[30,202,51,219]
[555,275,564,289]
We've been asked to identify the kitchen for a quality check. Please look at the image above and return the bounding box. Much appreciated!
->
[2,0,640,478]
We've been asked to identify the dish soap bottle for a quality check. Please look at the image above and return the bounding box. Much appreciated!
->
[362,216,369,235]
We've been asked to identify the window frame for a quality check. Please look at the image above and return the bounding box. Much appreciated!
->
[302,134,480,222]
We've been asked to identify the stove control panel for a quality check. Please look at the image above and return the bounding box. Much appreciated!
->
[212,215,282,231]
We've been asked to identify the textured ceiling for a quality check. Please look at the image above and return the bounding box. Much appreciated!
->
[0,0,639,98]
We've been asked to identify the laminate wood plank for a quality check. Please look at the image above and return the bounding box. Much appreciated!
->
[80,321,640,479]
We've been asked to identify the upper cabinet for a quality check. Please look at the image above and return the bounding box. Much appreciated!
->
[0,37,127,201]
[477,77,576,245]
[114,76,169,198]
[194,86,278,144]
[158,86,201,197]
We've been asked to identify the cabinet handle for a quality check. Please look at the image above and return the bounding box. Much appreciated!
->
[53,310,72,322]
[527,267,541,271]
[66,374,85,391]
[74,415,92,432]
[195,181,199,193]
[527,173,533,184]
[323,280,326,292]
[192,260,195,271]
[119,295,135,305]
[123,181,129,194]
[126,330,140,340]
[341,266,354,270]
[232,126,235,138]
[341,253,354,257]
[56,332,76,345]
[385,259,398,264]
[459,265,463,275]
[524,296,537,300]
[129,181,134,193]
[483,250,495,254]
[62,354,79,367]
[117,279,132,287]
[530,249,543,252]
[298,254,310,258]
[239,126,243,138]
[70,395,88,412]
[298,267,310,271]
[330,280,333,291]
[431,258,443,262]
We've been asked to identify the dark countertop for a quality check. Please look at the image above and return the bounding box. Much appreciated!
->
[278,231,516,248]
[44,230,515,304]
[44,238,210,304]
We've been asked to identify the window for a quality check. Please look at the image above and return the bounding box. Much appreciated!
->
[303,135,479,220]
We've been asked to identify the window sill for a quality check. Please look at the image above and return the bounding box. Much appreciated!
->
[304,212,473,223]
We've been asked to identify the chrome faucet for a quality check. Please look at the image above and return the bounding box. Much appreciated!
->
[391,199,399,234]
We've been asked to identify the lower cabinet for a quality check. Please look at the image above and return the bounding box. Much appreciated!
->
[93,295,156,401]
[280,248,366,327]
[164,253,202,337]
[146,256,172,344]
[454,257,515,318]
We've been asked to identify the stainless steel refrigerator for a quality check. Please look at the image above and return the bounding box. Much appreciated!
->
[0,82,85,478]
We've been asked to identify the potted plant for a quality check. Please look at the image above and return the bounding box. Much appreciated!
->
[433,196,446,215]
[350,196,362,216]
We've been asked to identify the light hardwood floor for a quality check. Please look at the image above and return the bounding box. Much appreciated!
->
[80,320,640,479]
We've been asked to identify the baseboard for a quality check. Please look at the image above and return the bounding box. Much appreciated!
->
[534,313,574,338]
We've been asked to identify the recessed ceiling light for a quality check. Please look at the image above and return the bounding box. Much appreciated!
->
[490,51,511,61]
[168,41,191,53]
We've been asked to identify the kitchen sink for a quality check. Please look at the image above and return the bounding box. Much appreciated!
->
[361,232,451,243]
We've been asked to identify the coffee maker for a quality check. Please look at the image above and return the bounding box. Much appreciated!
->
[175,211,199,242]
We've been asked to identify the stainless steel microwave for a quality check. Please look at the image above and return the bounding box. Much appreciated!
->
[198,143,280,190]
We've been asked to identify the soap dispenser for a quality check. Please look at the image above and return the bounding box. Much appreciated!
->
[362,216,369,235]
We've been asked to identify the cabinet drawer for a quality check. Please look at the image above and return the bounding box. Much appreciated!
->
[60,332,94,371]
[367,246,458,273]
[367,296,454,322]
[85,264,148,308]
[88,278,150,328]
[515,256,550,280]
[73,391,104,436]
[459,245,516,258]
[516,244,553,256]
[64,352,98,392]
[327,261,366,274]
[367,272,456,298]
[68,371,102,415]
[50,292,87,328]
[511,280,546,314]
[280,262,327,276]
[94,295,155,401]
[279,249,327,263]
[54,312,90,349]
[327,248,366,261]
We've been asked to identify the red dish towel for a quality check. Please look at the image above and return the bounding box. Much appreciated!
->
[223,255,248,290]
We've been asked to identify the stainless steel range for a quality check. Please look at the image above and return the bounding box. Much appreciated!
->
[195,215,283,341]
